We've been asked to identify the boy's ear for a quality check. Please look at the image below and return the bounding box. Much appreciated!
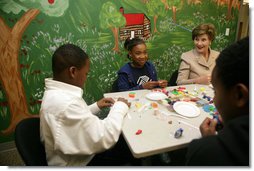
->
[69,66,77,78]
[233,83,249,108]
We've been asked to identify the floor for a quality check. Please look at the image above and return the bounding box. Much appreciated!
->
[0,148,24,166]
[0,141,187,166]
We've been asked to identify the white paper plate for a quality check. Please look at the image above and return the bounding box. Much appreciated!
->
[145,92,168,101]
[173,101,200,117]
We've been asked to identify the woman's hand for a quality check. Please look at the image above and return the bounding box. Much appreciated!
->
[195,75,211,85]
[200,117,217,137]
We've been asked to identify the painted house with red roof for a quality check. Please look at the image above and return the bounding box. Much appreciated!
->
[119,7,151,41]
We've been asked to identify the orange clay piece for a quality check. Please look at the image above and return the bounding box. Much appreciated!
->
[151,102,158,108]
[128,92,136,98]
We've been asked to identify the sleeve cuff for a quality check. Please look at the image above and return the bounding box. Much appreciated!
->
[110,101,129,117]
[89,102,101,115]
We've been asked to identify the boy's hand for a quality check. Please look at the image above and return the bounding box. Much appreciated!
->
[97,97,131,109]
[97,97,115,109]
[117,97,131,108]
[200,117,217,137]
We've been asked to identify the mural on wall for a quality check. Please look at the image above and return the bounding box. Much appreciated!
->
[0,0,69,135]
[119,7,151,41]
[0,0,240,143]
[99,2,126,52]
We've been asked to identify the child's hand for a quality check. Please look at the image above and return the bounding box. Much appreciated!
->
[200,117,217,137]
[142,81,159,89]
[97,97,115,109]
[117,97,131,108]
[158,80,168,88]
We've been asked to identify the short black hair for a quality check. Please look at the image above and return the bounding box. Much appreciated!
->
[124,37,145,59]
[52,44,89,76]
[215,37,249,88]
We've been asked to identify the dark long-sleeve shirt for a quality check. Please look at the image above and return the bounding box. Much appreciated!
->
[186,115,249,166]
[117,61,157,92]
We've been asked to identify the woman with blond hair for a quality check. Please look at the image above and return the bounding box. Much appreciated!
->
[176,23,220,85]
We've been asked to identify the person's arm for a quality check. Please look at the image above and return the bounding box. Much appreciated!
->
[148,61,158,81]
[177,54,206,85]
[89,97,115,115]
[176,53,194,85]
[118,73,143,91]
[49,98,129,155]
[177,52,213,85]
[88,102,101,115]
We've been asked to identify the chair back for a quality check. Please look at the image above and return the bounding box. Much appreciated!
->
[111,79,119,92]
[15,117,48,166]
[168,70,178,86]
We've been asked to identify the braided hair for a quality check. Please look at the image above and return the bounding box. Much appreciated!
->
[124,37,146,60]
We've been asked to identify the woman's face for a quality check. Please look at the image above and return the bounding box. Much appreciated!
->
[129,43,148,68]
[194,34,211,55]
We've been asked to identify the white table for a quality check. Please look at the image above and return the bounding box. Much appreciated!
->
[104,84,214,158]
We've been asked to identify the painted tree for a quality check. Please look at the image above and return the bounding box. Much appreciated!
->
[214,0,240,20]
[165,0,182,23]
[146,0,168,33]
[226,0,240,20]
[99,2,126,52]
[226,0,234,20]
[188,0,202,5]
[0,0,69,135]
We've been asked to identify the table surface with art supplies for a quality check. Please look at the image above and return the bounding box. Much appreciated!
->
[104,84,219,158]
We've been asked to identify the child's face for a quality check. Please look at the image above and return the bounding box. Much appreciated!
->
[74,59,90,88]
[129,43,148,68]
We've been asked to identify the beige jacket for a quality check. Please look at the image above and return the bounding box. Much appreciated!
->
[176,49,219,85]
